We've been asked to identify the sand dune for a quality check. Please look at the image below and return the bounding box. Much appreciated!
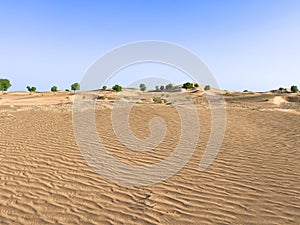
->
[0,91,300,224]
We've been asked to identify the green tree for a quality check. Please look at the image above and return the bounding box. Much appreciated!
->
[160,85,165,91]
[204,85,211,91]
[26,86,36,92]
[0,79,11,92]
[182,82,193,89]
[139,83,146,91]
[51,86,58,92]
[102,85,107,90]
[112,84,122,92]
[155,85,160,91]
[194,83,199,88]
[165,83,173,90]
[71,82,80,93]
[291,85,299,93]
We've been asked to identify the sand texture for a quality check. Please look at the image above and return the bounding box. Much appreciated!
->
[0,90,300,224]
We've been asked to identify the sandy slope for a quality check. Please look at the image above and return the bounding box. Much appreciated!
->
[0,91,300,224]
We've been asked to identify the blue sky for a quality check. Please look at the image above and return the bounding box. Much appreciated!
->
[0,0,300,91]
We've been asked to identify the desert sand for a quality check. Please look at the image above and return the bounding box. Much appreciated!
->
[0,89,300,224]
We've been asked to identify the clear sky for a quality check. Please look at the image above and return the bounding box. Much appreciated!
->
[0,0,300,91]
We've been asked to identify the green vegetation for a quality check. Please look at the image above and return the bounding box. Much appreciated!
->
[204,85,211,91]
[51,86,58,92]
[194,83,199,88]
[26,86,37,92]
[65,89,70,92]
[139,83,146,91]
[160,85,165,91]
[155,85,159,91]
[243,90,248,92]
[71,82,80,93]
[165,83,173,90]
[102,85,107,90]
[291,85,299,93]
[0,79,11,92]
[112,84,122,92]
[153,97,163,103]
[182,82,193,89]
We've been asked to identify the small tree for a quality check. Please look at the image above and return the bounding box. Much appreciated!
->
[71,82,80,93]
[291,85,299,93]
[102,85,107,90]
[139,83,146,91]
[279,87,284,91]
[65,89,70,92]
[160,85,165,91]
[0,79,11,92]
[51,86,58,92]
[31,87,37,92]
[112,84,122,92]
[183,82,193,89]
[155,85,159,91]
[26,86,36,92]
[204,85,211,91]
[194,83,199,88]
[165,83,173,90]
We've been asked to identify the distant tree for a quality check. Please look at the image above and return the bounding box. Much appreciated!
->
[194,83,199,88]
[183,82,193,89]
[71,82,80,93]
[112,84,122,92]
[102,85,107,90]
[204,85,211,91]
[243,90,248,92]
[291,85,299,93]
[0,79,11,92]
[155,85,160,91]
[160,85,165,91]
[65,89,70,92]
[51,86,58,92]
[26,86,36,92]
[279,87,284,91]
[165,83,173,90]
[139,83,146,91]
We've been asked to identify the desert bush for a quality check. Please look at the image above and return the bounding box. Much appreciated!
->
[204,85,211,91]
[183,82,193,89]
[155,85,159,91]
[243,90,248,92]
[291,85,299,93]
[102,85,107,90]
[153,97,163,103]
[26,86,36,92]
[139,83,146,91]
[194,83,199,87]
[0,79,11,92]
[65,89,70,92]
[71,82,80,93]
[165,83,173,89]
[160,85,165,91]
[51,86,57,92]
[112,84,122,92]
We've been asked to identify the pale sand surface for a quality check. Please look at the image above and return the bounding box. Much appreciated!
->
[0,91,300,224]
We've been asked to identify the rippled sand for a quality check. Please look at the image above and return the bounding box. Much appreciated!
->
[1,91,300,224]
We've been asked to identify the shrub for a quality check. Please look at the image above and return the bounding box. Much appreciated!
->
[153,97,163,103]
[183,82,193,89]
[71,82,80,93]
[243,90,248,92]
[279,87,284,91]
[26,86,37,92]
[139,83,146,91]
[204,85,211,91]
[65,89,70,92]
[291,85,299,93]
[112,84,122,92]
[160,85,165,91]
[102,85,107,90]
[194,83,199,88]
[0,79,11,92]
[165,83,173,89]
[51,86,58,92]
[155,85,159,91]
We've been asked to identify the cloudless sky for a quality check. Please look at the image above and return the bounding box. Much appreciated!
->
[0,0,300,91]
